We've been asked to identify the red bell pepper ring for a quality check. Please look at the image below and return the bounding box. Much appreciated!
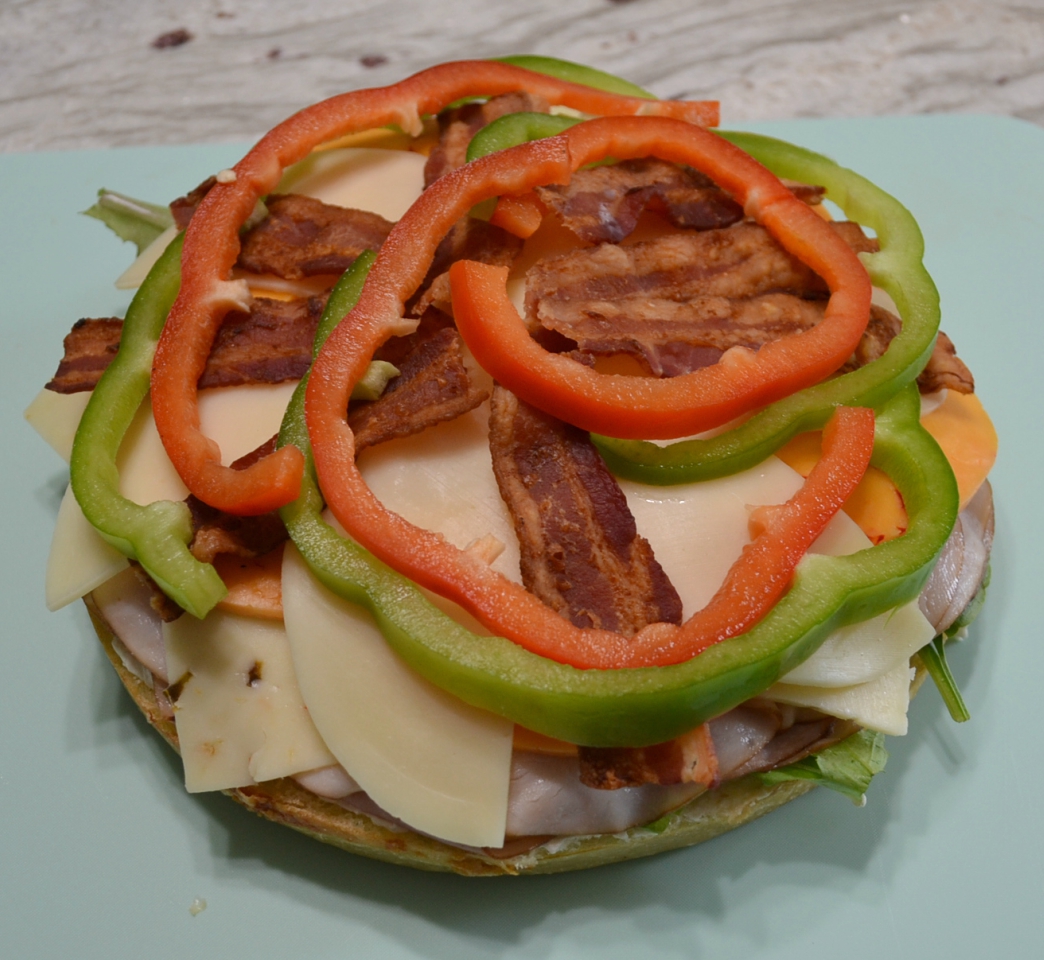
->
[305,120,876,666]
[149,61,718,516]
[451,118,873,439]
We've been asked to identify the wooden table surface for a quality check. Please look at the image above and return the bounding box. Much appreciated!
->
[2,0,1041,152]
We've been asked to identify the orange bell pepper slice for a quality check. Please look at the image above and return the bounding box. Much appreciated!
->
[150,61,718,515]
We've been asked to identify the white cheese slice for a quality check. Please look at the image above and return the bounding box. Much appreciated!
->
[276,147,426,221]
[281,543,514,848]
[24,388,90,462]
[45,484,129,611]
[163,609,336,792]
[767,662,915,736]
[358,404,522,583]
[779,599,934,688]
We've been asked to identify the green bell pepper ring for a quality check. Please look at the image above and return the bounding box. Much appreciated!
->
[494,56,656,100]
[595,131,941,483]
[69,234,227,619]
[283,252,958,746]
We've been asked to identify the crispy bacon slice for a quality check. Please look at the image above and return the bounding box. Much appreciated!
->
[169,176,216,230]
[525,221,878,328]
[351,327,489,453]
[423,91,551,187]
[841,309,974,394]
[489,386,683,634]
[534,159,826,244]
[187,437,288,564]
[199,295,326,389]
[238,194,394,280]
[412,216,524,317]
[46,318,123,394]
[47,298,324,394]
[541,292,826,377]
[579,724,719,789]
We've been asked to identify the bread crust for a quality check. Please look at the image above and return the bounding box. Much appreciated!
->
[87,593,823,876]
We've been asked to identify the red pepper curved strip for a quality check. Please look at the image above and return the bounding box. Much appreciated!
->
[451,118,874,439]
[150,61,718,516]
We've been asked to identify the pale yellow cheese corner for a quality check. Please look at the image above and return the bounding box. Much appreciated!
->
[768,662,915,736]
[24,389,90,463]
[45,485,129,611]
[281,543,514,849]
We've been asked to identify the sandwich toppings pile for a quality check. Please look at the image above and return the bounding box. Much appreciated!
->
[32,57,997,875]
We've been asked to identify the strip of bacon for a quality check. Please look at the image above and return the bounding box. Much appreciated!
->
[351,326,489,453]
[534,159,826,244]
[238,194,394,280]
[45,318,122,394]
[540,292,826,377]
[412,217,523,317]
[524,221,878,326]
[840,308,974,394]
[170,176,216,230]
[423,91,551,187]
[47,298,324,394]
[488,386,683,634]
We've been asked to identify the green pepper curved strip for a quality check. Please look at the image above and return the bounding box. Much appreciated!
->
[467,113,581,164]
[495,55,655,100]
[594,131,941,483]
[284,245,958,745]
[69,234,227,618]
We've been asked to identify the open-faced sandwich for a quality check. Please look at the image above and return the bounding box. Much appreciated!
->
[28,57,997,875]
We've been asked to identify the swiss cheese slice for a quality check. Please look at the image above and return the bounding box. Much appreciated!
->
[163,609,335,792]
[281,543,514,848]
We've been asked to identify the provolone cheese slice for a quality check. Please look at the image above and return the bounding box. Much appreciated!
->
[276,147,426,221]
[163,609,335,792]
[281,543,514,848]
[768,662,915,736]
[45,485,129,611]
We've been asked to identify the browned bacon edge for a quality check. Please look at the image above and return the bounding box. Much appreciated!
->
[489,385,682,635]
[238,194,394,280]
[46,297,326,394]
[535,159,826,245]
[352,326,489,453]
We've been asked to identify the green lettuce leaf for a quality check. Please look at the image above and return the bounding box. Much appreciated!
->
[759,729,889,805]
[82,189,174,254]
